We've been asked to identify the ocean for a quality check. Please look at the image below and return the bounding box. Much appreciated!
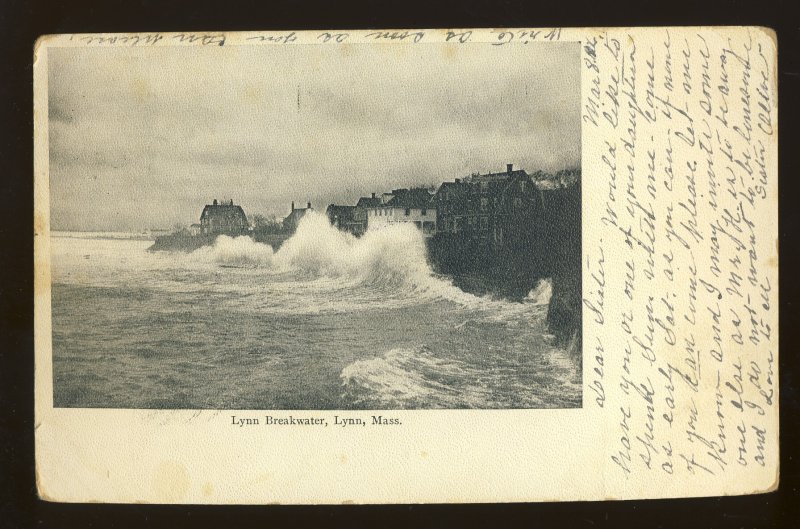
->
[50,213,581,409]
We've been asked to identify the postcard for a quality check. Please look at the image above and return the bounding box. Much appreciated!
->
[34,27,778,503]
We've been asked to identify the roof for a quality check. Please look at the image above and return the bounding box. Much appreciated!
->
[437,181,467,190]
[285,207,310,218]
[434,170,530,199]
[355,196,382,209]
[283,207,311,227]
[466,169,528,184]
[434,168,530,195]
[385,188,434,209]
[200,204,248,221]
[327,204,355,213]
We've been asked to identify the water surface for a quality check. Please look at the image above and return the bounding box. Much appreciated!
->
[51,214,581,409]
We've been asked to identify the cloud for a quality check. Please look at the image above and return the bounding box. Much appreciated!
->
[48,42,580,231]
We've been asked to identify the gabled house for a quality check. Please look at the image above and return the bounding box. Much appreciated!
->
[366,187,436,236]
[326,204,357,232]
[433,164,542,246]
[199,199,250,235]
[283,201,313,233]
[352,194,382,235]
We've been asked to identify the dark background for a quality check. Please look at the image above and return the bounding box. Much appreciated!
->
[1,0,797,527]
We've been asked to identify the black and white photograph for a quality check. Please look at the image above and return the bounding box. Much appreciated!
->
[48,40,582,410]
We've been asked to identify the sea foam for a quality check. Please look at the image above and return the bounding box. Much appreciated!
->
[190,212,553,317]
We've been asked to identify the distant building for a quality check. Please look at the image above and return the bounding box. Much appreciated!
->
[433,164,542,245]
[200,199,249,235]
[188,223,202,236]
[283,201,313,232]
[326,204,357,232]
[352,193,382,235]
[366,187,437,236]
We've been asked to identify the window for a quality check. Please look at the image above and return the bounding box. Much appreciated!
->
[405,208,410,216]
[421,209,427,216]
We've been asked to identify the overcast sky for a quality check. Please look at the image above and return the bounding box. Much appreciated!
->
[48,42,580,231]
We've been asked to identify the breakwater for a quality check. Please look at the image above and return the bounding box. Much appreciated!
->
[149,231,291,252]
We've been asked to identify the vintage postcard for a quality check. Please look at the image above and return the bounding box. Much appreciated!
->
[34,27,778,503]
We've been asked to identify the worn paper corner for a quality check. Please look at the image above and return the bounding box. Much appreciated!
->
[764,464,780,494]
[33,35,53,65]
[35,459,61,504]
[753,26,778,50]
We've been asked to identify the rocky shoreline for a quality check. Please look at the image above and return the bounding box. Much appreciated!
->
[427,183,581,348]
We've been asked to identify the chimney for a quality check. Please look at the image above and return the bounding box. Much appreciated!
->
[507,163,514,174]
[371,192,376,199]
[307,202,312,209]
[291,201,295,211]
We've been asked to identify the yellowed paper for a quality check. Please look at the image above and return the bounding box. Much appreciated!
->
[34,27,778,503]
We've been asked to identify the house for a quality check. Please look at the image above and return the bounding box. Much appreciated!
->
[352,193,382,235]
[433,164,541,245]
[433,179,470,234]
[326,204,357,232]
[283,201,313,233]
[199,199,249,235]
[366,187,437,236]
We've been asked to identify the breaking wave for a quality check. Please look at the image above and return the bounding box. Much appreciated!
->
[340,346,490,408]
[340,344,581,409]
[190,212,484,306]
[526,278,553,306]
[186,212,557,320]
[193,212,428,278]
[193,234,276,267]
